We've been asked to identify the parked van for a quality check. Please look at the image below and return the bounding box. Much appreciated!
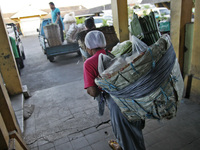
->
[152,7,170,20]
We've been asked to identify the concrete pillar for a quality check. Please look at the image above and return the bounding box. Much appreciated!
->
[0,73,21,134]
[0,10,22,95]
[170,0,193,74]
[190,0,200,103]
[191,0,200,76]
[0,114,9,150]
[111,0,129,42]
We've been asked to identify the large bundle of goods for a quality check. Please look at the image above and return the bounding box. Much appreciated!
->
[95,34,184,122]
[43,24,62,47]
[63,12,76,33]
[66,24,85,43]
[77,26,119,60]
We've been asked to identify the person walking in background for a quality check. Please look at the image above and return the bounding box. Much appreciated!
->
[49,2,64,42]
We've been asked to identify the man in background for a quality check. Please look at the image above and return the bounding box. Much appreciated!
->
[49,2,64,42]
[78,17,96,61]
[9,36,23,74]
[85,17,96,30]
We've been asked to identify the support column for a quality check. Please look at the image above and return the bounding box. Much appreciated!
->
[190,0,200,103]
[111,0,129,42]
[0,10,22,95]
[0,73,21,134]
[170,0,193,74]
[0,114,9,150]
[191,0,200,76]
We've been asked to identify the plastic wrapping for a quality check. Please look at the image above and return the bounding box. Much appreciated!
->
[63,12,76,32]
[111,40,132,57]
[63,12,76,23]
[64,23,76,33]
[99,35,147,78]
[66,24,85,43]
[131,35,148,57]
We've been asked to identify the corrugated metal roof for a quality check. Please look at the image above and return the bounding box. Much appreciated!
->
[11,5,47,19]
[141,0,170,4]
[41,5,87,19]
[128,0,142,4]
[2,13,16,23]
[41,5,86,14]
[3,18,16,24]
[74,4,111,16]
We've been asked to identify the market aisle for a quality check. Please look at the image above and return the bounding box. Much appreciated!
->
[20,36,200,150]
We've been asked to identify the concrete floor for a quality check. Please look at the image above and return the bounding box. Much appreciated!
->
[21,36,200,150]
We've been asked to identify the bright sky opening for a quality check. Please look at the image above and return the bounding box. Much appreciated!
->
[0,0,111,13]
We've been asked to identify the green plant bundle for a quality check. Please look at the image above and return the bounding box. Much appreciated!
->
[76,17,85,24]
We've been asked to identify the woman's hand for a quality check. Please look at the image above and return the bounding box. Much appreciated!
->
[87,86,100,97]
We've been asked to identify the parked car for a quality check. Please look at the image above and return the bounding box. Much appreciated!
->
[152,7,170,20]
[93,17,104,28]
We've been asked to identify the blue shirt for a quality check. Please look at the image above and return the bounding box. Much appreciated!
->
[51,8,64,29]
[51,8,60,23]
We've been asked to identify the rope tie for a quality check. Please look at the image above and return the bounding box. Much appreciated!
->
[104,79,117,90]
[130,63,139,74]
[148,48,156,68]
[98,79,117,90]
[160,87,169,103]
[132,100,138,111]
[171,75,178,82]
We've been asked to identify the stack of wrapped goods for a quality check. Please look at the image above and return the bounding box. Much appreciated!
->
[43,24,62,47]
[95,34,184,121]
[66,24,85,43]
[63,12,76,33]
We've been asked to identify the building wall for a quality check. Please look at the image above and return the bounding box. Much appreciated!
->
[19,17,41,36]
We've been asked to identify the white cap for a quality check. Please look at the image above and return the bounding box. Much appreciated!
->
[85,30,106,49]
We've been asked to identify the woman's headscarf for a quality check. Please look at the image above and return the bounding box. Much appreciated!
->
[85,30,106,50]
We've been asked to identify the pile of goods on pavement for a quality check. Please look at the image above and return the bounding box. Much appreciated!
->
[63,12,86,43]
[43,24,62,47]
[95,34,184,121]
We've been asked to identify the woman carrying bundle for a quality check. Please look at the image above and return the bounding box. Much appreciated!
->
[83,30,146,150]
